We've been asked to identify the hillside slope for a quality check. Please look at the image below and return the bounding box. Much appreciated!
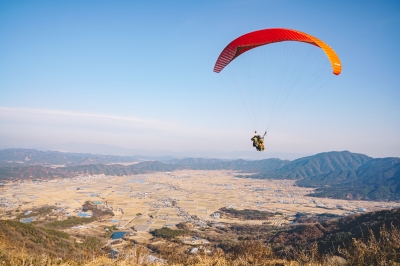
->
[252,151,372,179]
[304,158,400,200]
[0,220,101,260]
[273,207,400,256]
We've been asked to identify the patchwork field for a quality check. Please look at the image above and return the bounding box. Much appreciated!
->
[1,170,399,233]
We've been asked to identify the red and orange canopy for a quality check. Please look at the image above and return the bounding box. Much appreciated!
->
[214,28,341,75]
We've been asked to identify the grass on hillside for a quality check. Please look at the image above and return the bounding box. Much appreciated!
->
[45,216,96,228]
[0,222,399,265]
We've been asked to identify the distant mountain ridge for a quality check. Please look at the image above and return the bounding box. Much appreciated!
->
[0,148,171,166]
[0,161,178,180]
[169,158,289,172]
[0,149,399,201]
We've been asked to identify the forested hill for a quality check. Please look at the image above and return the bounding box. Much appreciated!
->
[299,157,400,200]
[251,151,373,179]
[0,149,399,201]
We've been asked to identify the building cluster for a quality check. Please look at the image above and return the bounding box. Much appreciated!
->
[51,207,70,215]
[182,236,210,245]
[155,214,169,220]
[253,187,271,192]
[130,192,148,199]
[149,181,183,191]
[277,199,290,204]
[175,206,207,228]
[210,212,220,219]
[0,198,17,209]
[151,197,176,209]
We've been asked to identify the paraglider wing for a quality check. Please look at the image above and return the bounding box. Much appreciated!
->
[213,28,342,75]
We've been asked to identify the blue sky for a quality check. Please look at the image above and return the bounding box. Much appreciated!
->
[0,0,399,158]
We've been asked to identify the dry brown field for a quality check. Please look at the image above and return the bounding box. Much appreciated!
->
[1,170,399,234]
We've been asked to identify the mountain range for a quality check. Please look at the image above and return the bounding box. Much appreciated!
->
[0,149,399,201]
[1,142,308,160]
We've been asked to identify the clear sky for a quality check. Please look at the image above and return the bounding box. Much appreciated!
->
[0,0,399,158]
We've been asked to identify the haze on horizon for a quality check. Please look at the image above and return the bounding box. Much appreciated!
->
[1,1,399,159]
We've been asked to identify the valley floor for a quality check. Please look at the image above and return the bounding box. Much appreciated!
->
[1,170,398,238]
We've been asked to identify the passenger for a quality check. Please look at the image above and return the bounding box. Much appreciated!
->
[251,131,266,152]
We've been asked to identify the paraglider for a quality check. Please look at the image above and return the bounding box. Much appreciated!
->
[251,131,267,152]
[213,28,341,152]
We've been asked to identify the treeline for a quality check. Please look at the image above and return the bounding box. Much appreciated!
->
[150,227,189,239]
[46,216,97,228]
[219,207,275,220]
